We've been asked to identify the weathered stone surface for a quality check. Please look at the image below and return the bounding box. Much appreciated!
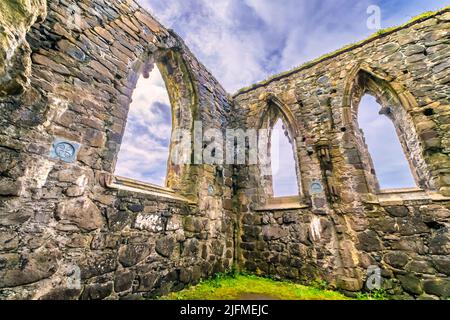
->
[432,256,450,275]
[80,253,117,280]
[423,279,450,298]
[357,231,382,252]
[385,206,409,217]
[106,209,134,231]
[81,282,113,300]
[136,272,159,292]
[39,288,82,300]
[262,226,289,241]
[0,0,47,96]
[0,246,58,288]
[384,251,410,268]
[56,197,104,232]
[155,236,177,258]
[336,277,362,292]
[118,244,151,267]
[0,230,19,251]
[406,261,435,274]
[114,271,135,293]
[0,1,449,301]
[134,213,164,232]
[398,274,423,295]
[0,177,24,196]
[429,229,450,255]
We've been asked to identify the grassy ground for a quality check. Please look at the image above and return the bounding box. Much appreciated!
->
[160,274,354,300]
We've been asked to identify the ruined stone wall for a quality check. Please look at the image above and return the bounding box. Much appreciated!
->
[0,0,234,299]
[234,9,450,299]
[0,0,449,301]
[0,0,47,97]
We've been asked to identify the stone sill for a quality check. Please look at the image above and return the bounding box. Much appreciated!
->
[363,188,450,205]
[107,176,195,204]
[254,196,309,211]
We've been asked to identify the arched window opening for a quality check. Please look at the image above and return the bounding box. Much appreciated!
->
[114,66,172,187]
[357,94,416,189]
[271,118,300,197]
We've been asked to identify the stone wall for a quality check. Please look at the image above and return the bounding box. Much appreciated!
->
[0,0,234,299]
[0,0,47,96]
[234,9,450,299]
[0,1,449,300]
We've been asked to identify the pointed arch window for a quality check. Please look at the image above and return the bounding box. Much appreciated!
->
[109,50,197,199]
[345,68,431,193]
[271,118,300,197]
[257,96,303,203]
[357,95,416,189]
[114,66,172,187]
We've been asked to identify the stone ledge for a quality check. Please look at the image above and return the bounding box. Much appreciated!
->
[107,176,195,204]
[254,196,310,211]
[362,189,450,205]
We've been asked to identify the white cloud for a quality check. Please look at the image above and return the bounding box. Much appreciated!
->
[140,0,449,92]
[139,0,378,91]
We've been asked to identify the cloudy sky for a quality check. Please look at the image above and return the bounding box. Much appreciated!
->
[115,69,172,186]
[116,0,447,190]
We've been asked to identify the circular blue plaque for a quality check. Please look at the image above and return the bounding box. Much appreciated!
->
[310,181,324,195]
[55,142,76,160]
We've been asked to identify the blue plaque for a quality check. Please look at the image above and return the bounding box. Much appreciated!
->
[310,180,324,195]
[50,138,80,163]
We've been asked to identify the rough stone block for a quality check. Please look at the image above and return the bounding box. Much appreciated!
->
[262,226,289,241]
[357,231,382,252]
[423,278,450,298]
[398,274,423,295]
[56,197,104,232]
[384,251,410,268]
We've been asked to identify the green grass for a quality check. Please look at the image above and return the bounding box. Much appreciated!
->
[159,274,353,300]
[356,289,389,301]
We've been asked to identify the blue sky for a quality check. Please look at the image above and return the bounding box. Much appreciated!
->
[358,95,416,189]
[116,0,448,189]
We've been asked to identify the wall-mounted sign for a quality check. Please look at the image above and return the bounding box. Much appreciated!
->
[49,138,80,163]
[309,180,324,195]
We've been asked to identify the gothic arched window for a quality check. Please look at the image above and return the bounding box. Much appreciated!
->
[271,118,300,197]
[357,94,416,189]
[115,66,172,187]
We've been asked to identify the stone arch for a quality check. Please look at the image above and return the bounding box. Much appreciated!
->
[341,64,433,193]
[258,93,300,138]
[107,44,199,196]
[257,93,304,199]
